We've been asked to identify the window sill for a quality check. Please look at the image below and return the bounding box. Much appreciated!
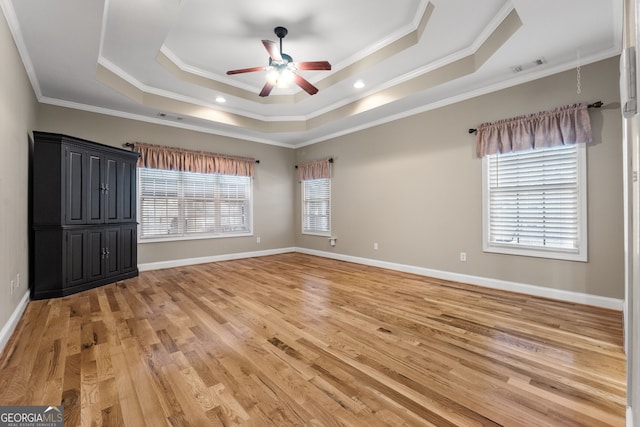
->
[302,231,331,237]
[139,232,253,244]
[483,244,587,262]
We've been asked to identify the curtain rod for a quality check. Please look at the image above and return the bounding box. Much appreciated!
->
[467,101,603,135]
[122,142,260,163]
[295,158,334,169]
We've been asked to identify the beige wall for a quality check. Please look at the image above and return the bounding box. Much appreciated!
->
[296,56,624,299]
[0,11,37,331]
[36,106,297,265]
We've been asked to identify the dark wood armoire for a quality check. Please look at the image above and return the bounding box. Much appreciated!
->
[31,131,139,299]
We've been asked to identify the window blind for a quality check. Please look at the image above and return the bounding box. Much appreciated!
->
[486,144,584,255]
[302,178,330,235]
[139,168,252,239]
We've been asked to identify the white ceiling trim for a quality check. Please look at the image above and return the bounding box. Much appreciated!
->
[98,6,518,127]
[0,0,41,99]
[98,57,309,122]
[2,0,623,149]
[296,47,621,149]
[39,95,295,148]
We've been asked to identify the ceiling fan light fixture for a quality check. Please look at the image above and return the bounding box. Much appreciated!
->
[277,68,295,88]
[266,66,296,88]
[266,67,280,85]
[226,26,331,96]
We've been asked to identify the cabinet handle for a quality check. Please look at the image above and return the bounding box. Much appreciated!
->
[101,248,106,259]
[104,184,109,193]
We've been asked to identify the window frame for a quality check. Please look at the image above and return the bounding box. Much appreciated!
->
[137,168,253,243]
[482,143,588,262]
[301,177,331,237]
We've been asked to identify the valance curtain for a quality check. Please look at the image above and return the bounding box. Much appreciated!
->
[133,142,255,177]
[475,102,592,158]
[297,157,331,181]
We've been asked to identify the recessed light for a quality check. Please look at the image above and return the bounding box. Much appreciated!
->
[353,80,365,89]
[216,96,226,103]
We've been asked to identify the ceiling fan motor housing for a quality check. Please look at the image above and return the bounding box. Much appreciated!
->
[274,26,288,39]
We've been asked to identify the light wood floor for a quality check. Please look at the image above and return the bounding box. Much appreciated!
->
[0,253,626,426]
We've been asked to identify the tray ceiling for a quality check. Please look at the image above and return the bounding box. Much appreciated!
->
[1,0,622,147]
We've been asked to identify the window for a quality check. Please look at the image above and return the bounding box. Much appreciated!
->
[139,168,252,241]
[482,144,587,261]
[302,178,331,235]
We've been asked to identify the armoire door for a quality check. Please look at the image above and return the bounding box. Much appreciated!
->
[65,229,88,287]
[121,160,137,222]
[105,157,121,223]
[105,227,121,277]
[121,225,137,273]
[65,146,86,225]
[87,228,105,280]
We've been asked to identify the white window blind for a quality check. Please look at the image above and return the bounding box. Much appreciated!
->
[139,168,252,240]
[483,144,587,261]
[302,178,330,235]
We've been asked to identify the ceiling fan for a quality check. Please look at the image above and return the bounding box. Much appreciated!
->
[226,26,331,97]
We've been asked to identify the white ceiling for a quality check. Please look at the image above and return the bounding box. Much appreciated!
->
[1,0,622,148]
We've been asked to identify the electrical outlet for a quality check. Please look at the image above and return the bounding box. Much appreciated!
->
[256,236,261,244]
[460,252,467,262]
[373,242,379,250]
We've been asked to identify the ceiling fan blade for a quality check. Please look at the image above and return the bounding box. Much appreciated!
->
[226,66,266,75]
[295,61,331,71]
[259,81,275,97]
[262,40,282,62]
[293,74,319,95]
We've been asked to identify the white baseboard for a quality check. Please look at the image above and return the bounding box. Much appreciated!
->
[296,248,624,311]
[139,246,623,310]
[628,406,633,427]
[0,248,624,357]
[0,290,30,355]
[138,247,297,272]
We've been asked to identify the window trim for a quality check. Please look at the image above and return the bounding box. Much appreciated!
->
[482,143,588,262]
[301,177,331,237]
[137,168,253,243]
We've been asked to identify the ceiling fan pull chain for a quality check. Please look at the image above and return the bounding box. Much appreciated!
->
[576,50,582,94]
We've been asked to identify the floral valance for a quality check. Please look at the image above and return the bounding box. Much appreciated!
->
[297,157,331,181]
[475,102,592,158]
[133,142,255,177]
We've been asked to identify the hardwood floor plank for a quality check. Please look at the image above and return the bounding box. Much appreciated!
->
[0,253,626,426]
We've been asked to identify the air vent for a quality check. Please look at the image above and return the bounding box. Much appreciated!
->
[157,112,184,121]
[511,57,546,73]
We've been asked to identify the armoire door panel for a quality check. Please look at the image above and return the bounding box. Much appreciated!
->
[121,225,137,273]
[105,158,120,223]
[121,161,137,222]
[87,229,105,280]
[65,148,86,224]
[66,230,87,287]
[87,154,104,224]
[105,227,121,276]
